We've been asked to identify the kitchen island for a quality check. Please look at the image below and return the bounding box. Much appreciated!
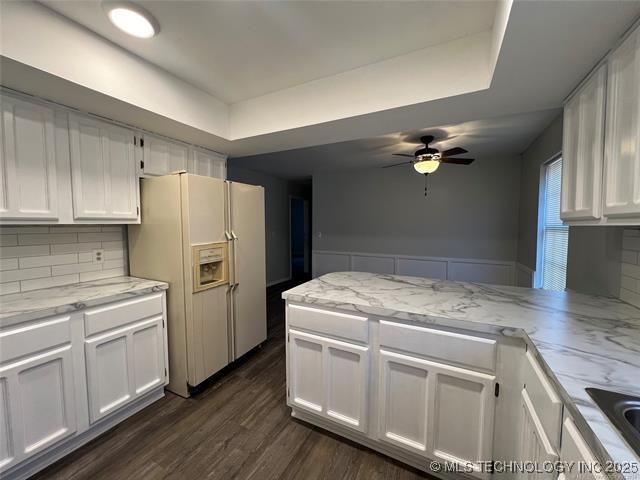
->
[282,272,640,479]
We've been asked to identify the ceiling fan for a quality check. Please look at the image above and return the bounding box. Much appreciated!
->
[383,135,475,175]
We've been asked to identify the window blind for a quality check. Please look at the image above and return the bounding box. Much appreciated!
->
[541,158,568,291]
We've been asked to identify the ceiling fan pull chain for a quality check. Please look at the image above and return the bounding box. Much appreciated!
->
[424,173,428,196]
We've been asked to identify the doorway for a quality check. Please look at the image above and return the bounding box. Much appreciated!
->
[290,196,310,281]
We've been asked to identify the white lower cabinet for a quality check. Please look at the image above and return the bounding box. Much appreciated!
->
[378,349,496,474]
[85,316,165,423]
[286,305,498,478]
[518,388,559,480]
[560,417,605,480]
[0,291,168,479]
[0,315,77,473]
[289,329,369,432]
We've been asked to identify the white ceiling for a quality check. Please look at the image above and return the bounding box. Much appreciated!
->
[42,0,497,104]
[230,108,561,179]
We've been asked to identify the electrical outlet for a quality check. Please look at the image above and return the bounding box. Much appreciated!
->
[93,249,105,264]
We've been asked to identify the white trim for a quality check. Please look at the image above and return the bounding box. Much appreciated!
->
[515,263,535,288]
[312,250,517,286]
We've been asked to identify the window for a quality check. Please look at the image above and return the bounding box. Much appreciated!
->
[538,157,568,291]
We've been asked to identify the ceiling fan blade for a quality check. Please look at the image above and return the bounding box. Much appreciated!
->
[441,147,468,157]
[383,160,414,168]
[392,153,415,158]
[440,157,475,165]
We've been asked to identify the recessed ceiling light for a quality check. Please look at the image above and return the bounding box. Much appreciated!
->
[103,1,159,38]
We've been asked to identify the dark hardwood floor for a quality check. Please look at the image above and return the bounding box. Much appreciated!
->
[34,281,429,480]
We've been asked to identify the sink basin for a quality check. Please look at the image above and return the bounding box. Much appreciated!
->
[586,388,640,457]
[625,408,640,433]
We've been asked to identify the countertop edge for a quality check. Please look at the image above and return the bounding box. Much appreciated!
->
[0,277,168,327]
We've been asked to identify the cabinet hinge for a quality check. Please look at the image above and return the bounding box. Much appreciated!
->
[162,318,165,328]
[165,367,167,377]
[140,138,144,147]
[287,333,290,342]
[494,383,500,397]
[134,136,137,146]
[140,160,145,170]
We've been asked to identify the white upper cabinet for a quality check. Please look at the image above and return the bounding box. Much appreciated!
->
[603,24,640,221]
[141,134,189,176]
[0,94,59,220]
[69,113,139,221]
[561,64,607,221]
[561,23,640,225]
[191,147,226,179]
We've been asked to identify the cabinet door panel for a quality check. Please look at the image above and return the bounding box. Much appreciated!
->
[143,135,189,176]
[0,379,10,469]
[289,332,324,413]
[132,321,164,395]
[288,329,369,432]
[86,333,131,422]
[561,417,604,480]
[519,388,559,480]
[85,317,164,423]
[326,342,368,431]
[0,345,76,473]
[191,148,226,179]
[69,113,138,220]
[431,364,495,475]
[378,350,430,454]
[0,95,58,220]
[107,127,137,218]
[561,64,606,221]
[604,25,640,220]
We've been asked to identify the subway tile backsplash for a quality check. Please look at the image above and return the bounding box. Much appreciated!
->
[620,227,640,308]
[0,225,128,295]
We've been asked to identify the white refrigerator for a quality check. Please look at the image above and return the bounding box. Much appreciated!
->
[128,173,266,397]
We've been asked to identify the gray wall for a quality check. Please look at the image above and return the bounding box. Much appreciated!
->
[516,114,623,296]
[228,165,310,285]
[313,155,521,261]
[516,115,563,270]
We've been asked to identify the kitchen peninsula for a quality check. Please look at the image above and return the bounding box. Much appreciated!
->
[283,272,640,479]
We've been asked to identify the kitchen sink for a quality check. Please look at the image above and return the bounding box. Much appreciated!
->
[586,388,640,456]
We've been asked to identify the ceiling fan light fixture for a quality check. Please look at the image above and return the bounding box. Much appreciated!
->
[414,159,440,174]
[103,1,159,38]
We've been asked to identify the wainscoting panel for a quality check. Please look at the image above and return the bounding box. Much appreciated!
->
[448,261,513,286]
[312,251,516,286]
[313,252,351,277]
[396,257,447,279]
[351,254,395,275]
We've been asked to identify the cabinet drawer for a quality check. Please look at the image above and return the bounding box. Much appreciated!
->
[523,350,563,450]
[84,293,163,337]
[379,320,497,372]
[0,315,71,363]
[287,304,368,343]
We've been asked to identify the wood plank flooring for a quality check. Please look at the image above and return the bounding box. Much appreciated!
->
[34,282,430,480]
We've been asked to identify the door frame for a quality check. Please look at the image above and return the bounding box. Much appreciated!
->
[289,195,310,280]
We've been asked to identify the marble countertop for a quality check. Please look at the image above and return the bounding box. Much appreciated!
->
[283,272,640,472]
[0,276,168,326]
